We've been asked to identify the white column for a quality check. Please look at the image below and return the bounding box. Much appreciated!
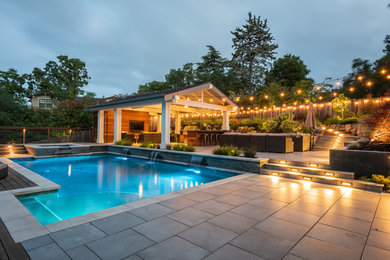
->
[113,108,122,143]
[222,111,230,130]
[156,114,161,132]
[97,110,105,143]
[175,113,181,134]
[160,101,171,149]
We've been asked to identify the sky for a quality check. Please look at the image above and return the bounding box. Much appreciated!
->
[0,0,389,97]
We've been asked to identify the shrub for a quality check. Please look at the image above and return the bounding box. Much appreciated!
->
[239,118,252,126]
[342,117,359,124]
[279,119,299,133]
[243,146,256,158]
[262,119,278,133]
[360,174,390,192]
[166,144,172,150]
[346,142,361,150]
[278,112,294,122]
[172,144,195,152]
[115,139,133,146]
[324,116,340,125]
[229,119,240,130]
[140,142,159,149]
[212,145,242,156]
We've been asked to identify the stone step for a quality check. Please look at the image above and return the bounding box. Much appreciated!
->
[264,163,354,179]
[268,158,331,169]
[260,168,383,192]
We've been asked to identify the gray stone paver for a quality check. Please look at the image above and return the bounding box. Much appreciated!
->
[204,244,264,260]
[132,216,189,242]
[178,222,238,251]
[28,242,70,260]
[128,203,175,221]
[66,245,100,260]
[22,174,390,260]
[50,223,106,250]
[86,228,154,260]
[91,211,145,235]
[138,236,209,260]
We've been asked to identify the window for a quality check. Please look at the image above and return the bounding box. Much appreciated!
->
[38,98,53,109]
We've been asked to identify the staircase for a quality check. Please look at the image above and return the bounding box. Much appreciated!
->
[313,135,344,151]
[0,144,28,156]
[261,159,383,192]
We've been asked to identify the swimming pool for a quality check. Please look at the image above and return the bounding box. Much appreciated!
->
[14,154,239,225]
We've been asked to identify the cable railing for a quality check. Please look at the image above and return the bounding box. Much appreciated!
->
[0,127,94,144]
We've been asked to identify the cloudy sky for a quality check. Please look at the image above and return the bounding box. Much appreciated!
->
[0,0,389,97]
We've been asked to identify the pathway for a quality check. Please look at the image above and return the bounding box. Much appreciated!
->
[21,174,390,260]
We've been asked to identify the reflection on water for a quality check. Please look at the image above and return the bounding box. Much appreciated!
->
[15,154,239,225]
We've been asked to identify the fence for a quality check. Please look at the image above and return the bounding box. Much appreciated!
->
[0,127,93,144]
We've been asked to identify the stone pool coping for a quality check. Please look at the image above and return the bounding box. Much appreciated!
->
[0,152,255,243]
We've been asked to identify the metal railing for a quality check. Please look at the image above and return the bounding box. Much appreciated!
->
[0,127,94,144]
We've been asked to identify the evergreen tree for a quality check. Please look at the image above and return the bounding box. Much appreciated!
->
[231,12,278,94]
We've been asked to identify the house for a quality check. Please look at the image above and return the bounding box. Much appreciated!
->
[86,83,236,148]
[30,94,55,109]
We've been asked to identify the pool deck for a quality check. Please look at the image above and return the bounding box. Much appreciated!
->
[195,146,330,164]
[19,173,390,260]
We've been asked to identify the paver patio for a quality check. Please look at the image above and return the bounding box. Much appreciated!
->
[20,173,390,260]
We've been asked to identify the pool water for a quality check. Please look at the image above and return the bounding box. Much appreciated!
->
[14,154,238,225]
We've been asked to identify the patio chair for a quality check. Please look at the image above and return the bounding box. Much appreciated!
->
[266,134,294,153]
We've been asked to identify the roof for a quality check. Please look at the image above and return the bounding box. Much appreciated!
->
[87,82,233,110]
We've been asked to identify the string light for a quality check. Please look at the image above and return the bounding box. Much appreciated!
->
[319,96,323,100]
[305,99,309,103]
[249,96,254,101]
[366,81,373,87]
[357,75,363,81]
[264,94,269,99]
[387,75,390,80]
[380,69,387,74]
[235,97,240,102]
[315,86,321,91]
[349,87,355,92]
[280,92,285,97]
[297,89,302,94]
[332,92,338,97]
[336,81,341,86]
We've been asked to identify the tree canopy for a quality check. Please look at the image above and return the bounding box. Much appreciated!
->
[231,12,278,94]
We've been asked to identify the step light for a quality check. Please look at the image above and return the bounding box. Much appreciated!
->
[309,163,318,167]
[279,160,287,164]
[290,168,299,172]
[341,182,352,187]
[302,176,312,181]
[271,172,279,176]
[324,172,335,177]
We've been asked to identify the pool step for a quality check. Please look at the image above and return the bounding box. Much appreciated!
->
[264,163,354,179]
[260,168,383,192]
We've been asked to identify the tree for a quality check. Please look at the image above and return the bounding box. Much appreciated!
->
[196,45,241,95]
[165,63,198,88]
[0,68,28,100]
[331,94,350,119]
[265,54,310,88]
[27,55,90,100]
[231,12,278,93]
[138,81,169,93]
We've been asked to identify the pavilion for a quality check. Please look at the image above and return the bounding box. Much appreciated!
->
[87,83,236,148]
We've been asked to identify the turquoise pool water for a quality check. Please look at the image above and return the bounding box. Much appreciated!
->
[14,154,238,225]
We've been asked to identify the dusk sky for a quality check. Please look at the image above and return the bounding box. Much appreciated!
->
[0,0,389,97]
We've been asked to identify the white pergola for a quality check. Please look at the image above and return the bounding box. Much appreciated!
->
[87,83,236,149]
